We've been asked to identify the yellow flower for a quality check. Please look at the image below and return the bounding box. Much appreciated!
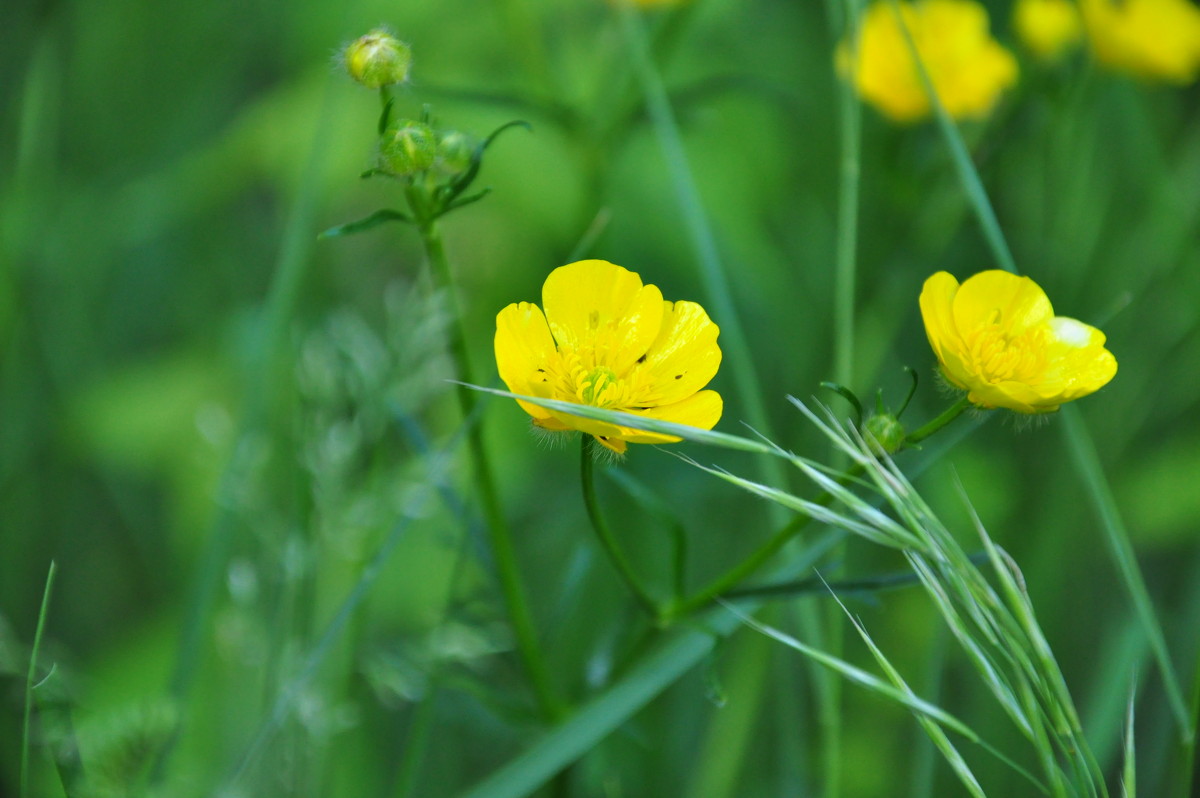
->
[837,0,1019,123]
[919,271,1117,413]
[1014,0,1083,60]
[495,260,722,454]
[1080,0,1200,83]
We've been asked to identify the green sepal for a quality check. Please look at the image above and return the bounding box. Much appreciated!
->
[442,188,492,215]
[898,366,919,418]
[437,120,530,207]
[318,208,411,239]
[377,94,395,137]
[819,381,863,427]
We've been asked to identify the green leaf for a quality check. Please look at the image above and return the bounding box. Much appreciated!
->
[318,208,411,239]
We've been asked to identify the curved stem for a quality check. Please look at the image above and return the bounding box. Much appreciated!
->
[668,395,974,619]
[418,219,561,720]
[902,395,972,447]
[580,438,662,621]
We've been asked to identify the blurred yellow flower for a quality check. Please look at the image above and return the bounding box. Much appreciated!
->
[919,271,1117,413]
[838,0,1019,123]
[495,260,722,454]
[1014,0,1083,60]
[1080,0,1200,83]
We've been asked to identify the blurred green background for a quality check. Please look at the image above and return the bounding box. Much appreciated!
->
[2,0,1199,795]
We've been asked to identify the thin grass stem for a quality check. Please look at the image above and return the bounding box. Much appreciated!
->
[1061,408,1193,742]
[20,560,57,798]
[670,396,970,617]
[614,0,791,511]
[160,76,340,782]
[580,437,663,620]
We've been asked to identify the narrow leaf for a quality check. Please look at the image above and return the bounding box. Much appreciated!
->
[318,208,411,239]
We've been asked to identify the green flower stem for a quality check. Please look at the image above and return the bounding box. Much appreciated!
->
[902,395,972,447]
[416,219,561,721]
[666,395,973,620]
[579,438,663,621]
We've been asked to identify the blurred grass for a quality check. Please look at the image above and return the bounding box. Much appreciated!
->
[2,0,1200,796]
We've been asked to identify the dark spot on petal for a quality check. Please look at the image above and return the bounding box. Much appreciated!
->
[637,354,647,364]
[536,368,546,372]
[675,374,683,380]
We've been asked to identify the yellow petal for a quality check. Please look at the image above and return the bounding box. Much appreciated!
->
[622,390,723,444]
[592,434,628,455]
[1031,316,1118,402]
[495,301,557,420]
[633,300,722,406]
[968,379,1051,413]
[544,406,627,441]
[952,270,1054,337]
[541,260,664,373]
[919,272,974,390]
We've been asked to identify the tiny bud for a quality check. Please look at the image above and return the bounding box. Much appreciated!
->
[435,130,476,176]
[864,413,906,454]
[379,121,437,176]
[344,30,412,89]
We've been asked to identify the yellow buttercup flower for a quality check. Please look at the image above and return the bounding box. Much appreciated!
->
[1080,0,1200,83]
[919,271,1117,413]
[495,260,722,454]
[1014,0,1083,61]
[838,0,1019,123]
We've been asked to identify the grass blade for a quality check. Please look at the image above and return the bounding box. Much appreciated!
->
[21,560,58,798]
[614,0,790,505]
[1061,407,1193,742]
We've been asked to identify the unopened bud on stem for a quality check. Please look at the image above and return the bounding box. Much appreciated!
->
[344,30,411,89]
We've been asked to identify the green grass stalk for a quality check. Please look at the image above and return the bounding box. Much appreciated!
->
[580,438,663,619]
[20,560,58,798]
[165,74,338,734]
[1061,408,1193,742]
[418,219,561,721]
[822,0,863,788]
[669,395,970,617]
[614,0,790,509]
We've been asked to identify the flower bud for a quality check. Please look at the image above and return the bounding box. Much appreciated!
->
[344,30,412,89]
[435,130,476,176]
[863,413,906,454]
[379,121,437,176]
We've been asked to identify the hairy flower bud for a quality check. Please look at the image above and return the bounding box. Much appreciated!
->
[435,130,476,176]
[864,413,906,454]
[379,121,437,176]
[344,30,412,89]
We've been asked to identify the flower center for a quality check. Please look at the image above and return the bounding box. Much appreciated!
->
[578,366,622,407]
[964,318,1048,384]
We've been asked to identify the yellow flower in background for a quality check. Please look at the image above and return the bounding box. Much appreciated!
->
[838,0,1019,123]
[495,260,722,454]
[1014,0,1083,60]
[1080,0,1200,83]
[919,271,1117,413]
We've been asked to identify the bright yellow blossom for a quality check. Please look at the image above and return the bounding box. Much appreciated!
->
[919,271,1116,413]
[495,260,722,454]
[1015,0,1083,60]
[1080,0,1200,83]
[838,0,1019,123]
